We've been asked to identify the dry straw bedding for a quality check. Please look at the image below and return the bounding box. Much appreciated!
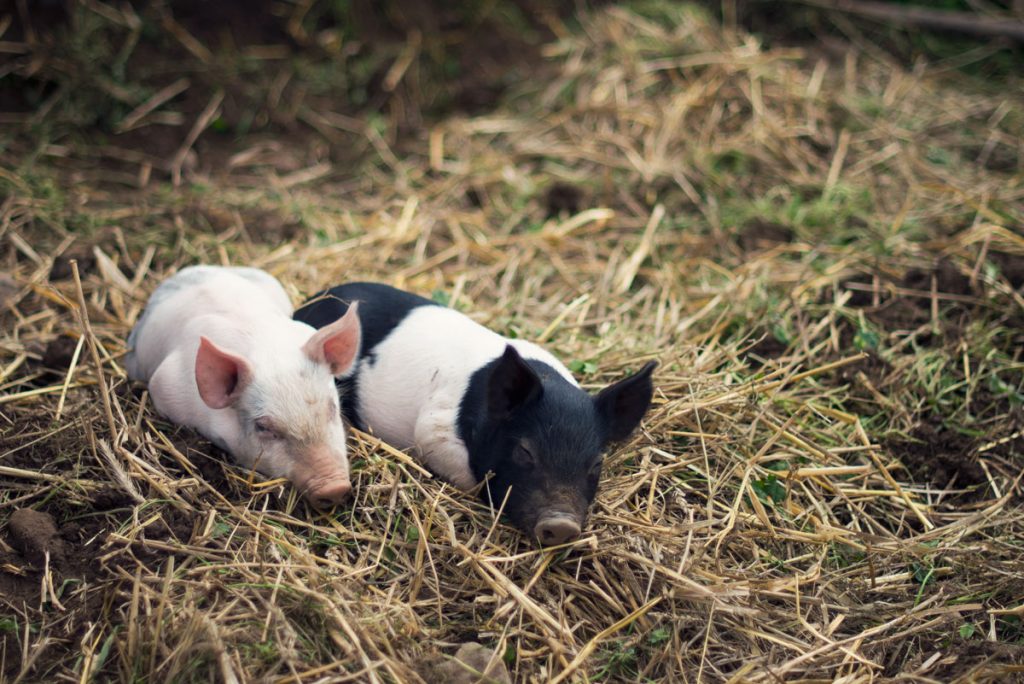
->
[2,3,1024,682]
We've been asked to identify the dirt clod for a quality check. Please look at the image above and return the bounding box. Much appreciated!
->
[425,643,512,684]
[91,487,136,511]
[737,219,794,251]
[41,335,79,372]
[544,182,584,218]
[49,246,96,281]
[7,508,66,565]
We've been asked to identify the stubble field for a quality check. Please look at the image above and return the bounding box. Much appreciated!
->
[1,2,1023,681]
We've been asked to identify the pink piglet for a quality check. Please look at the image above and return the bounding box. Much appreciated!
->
[127,266,360,507]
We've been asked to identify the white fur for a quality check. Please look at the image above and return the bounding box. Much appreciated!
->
[354,306,577,488]
[127,266,352,490]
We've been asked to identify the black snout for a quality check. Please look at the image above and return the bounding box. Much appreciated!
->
[534,516,582,545]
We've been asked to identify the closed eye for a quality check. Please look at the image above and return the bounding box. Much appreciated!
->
[255,417,282,440]
[512,443,535,468]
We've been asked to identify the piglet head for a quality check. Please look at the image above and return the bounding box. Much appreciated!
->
[477,347,656,545]
[193,304,362,508]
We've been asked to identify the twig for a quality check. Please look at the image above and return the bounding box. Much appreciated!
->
[615,204,665,294]
[71,261,119,444]
[794,0,1024,42]
[170,91,224,185]
[115,77,190,133]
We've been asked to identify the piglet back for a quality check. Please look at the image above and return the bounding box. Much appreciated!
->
[294,282,439,362]
[127,266,292,381]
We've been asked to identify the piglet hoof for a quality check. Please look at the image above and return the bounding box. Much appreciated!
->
[306,480,352,509]
[534,516,582,546]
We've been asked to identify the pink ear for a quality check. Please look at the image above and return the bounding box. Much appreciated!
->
[195,337,253,409]
[304,301,361,377]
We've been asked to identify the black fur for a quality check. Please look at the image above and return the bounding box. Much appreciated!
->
[457,345,656,534]
[293,282,438,427]
[485,346,543,420]
[595,361,658,442]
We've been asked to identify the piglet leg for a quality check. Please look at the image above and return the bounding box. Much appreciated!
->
[413,406,477,490]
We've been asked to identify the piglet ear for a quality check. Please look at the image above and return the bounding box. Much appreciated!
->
[487,345,543,420]
[594,361,657,443]
[303,301,361,377]
[195,337,253,409]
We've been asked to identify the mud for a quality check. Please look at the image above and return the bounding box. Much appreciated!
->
[989,251,1024,290]
[743,332,790,366]
[887,423,989,499]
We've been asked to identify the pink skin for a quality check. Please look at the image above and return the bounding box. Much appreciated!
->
[293,445,354,507]
[191,306,361,506]
[127,267,361,507]
[195,337,251,410]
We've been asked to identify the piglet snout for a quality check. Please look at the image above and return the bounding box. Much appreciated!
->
[535,515,582,545]
[305,478,352,509]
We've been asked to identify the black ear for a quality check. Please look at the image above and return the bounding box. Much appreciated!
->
[487,346,543,420]
[594,361,657,443]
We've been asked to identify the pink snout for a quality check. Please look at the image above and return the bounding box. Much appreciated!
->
[304,477,352,509]
[295,446,351,508]
[535,516,582,546]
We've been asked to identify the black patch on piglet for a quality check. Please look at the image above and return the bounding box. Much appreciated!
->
[294,282,439,428]
[486,346,543,420]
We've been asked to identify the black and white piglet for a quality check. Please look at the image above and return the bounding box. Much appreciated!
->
[294,283,656,545]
